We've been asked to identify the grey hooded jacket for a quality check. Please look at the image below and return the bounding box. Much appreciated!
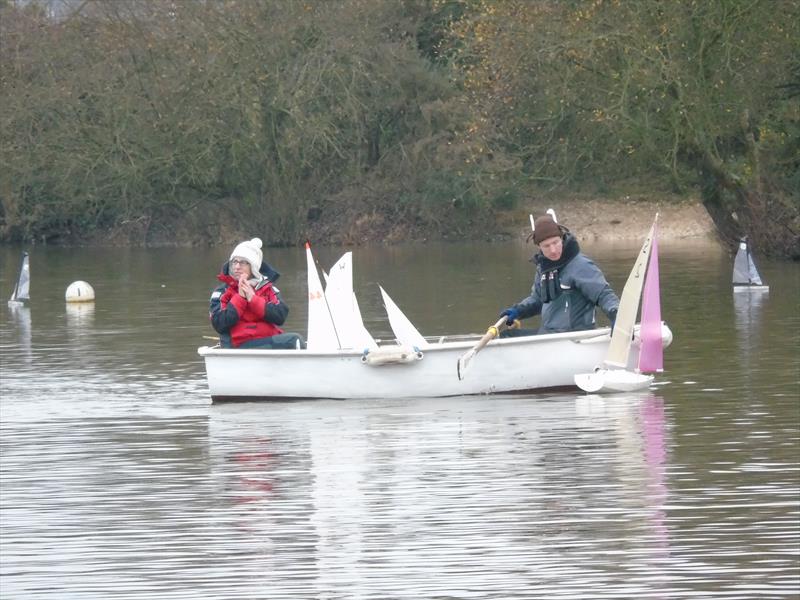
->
[512,234,619,334]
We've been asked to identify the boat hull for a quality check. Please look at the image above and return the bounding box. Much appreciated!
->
[574,369,655,394]
[198,324,672,401]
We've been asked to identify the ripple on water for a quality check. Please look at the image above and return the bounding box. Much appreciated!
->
[0,393,798,598]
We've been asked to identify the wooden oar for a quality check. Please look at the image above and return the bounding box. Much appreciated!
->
[457,316,508,380]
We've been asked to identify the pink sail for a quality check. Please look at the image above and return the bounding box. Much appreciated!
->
[638,222,663,373]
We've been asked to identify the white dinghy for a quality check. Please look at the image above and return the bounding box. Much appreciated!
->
[732,237,769,292]
[198,241,673,401]
[574,215,664,394]
[8,252,30,308]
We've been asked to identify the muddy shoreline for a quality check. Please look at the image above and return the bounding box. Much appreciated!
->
[502,197,716,243]
[35,195,718,248]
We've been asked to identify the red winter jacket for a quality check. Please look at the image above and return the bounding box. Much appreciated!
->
[210,274,286,347]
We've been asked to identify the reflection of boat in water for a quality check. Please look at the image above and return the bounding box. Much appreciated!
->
[733,237,769,292]
[7,304,32,364]
[206,392,672,593]
[733,283,768,357]
[577,393,669,553]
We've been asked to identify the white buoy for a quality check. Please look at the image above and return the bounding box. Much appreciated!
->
[65,280,95,303]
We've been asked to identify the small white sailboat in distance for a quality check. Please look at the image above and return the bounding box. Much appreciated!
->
[575,215,664,393]
[8,251,30,308]
[733,237,769,292]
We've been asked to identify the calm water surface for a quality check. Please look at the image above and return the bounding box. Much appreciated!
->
[1,240,798,599]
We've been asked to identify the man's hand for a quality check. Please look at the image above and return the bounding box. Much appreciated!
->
[500,307,519,327]
[608,308,618,333]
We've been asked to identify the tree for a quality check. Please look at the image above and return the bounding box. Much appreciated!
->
[444,0,799,257]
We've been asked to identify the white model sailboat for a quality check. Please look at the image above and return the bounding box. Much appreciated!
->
[574,215,664,393]
[305,242,425,364]
[732,238,768,292]
[8,252,30,308]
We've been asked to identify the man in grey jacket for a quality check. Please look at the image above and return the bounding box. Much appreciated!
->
[500,213,619,335]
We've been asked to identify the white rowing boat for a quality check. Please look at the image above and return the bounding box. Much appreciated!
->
[198,324,672,401]
[198,238,673,401]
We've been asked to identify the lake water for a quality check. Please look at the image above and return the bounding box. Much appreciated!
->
[1,239,798,598]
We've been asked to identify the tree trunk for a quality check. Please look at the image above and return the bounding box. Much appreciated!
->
[695,113,800,260]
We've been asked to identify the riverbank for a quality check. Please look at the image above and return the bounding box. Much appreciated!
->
[302,192,717,247]
[498,194,716,243]
[48,193,718,248]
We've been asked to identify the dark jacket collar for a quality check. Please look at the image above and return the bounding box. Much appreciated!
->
[534,233,581,271]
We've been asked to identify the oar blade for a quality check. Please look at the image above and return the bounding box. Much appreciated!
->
[457,349,475,380]
[456,316,507,380]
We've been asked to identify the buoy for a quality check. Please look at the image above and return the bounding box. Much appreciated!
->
[65,280,95,303]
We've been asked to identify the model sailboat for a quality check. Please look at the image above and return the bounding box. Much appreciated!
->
[732,238,768,292]
[8,252,30,308]
[574,215,663,393]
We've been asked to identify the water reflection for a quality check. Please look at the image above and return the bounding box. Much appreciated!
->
[6,304,32,364]
[0,417,212,599]
[200,394,678,597]
[733,288,768,347]
[0,242,798,598]
[65,301,95,329]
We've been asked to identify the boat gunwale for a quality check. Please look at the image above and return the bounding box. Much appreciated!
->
[197,326,613,358]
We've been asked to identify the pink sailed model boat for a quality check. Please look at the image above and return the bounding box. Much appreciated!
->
[575,215,665,393]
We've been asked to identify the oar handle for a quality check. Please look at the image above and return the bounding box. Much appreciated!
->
[475,316,508,352]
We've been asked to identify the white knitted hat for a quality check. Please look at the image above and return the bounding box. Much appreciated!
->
[229,237,263,277]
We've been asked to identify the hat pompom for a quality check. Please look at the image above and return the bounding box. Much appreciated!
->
[250,237,263,250]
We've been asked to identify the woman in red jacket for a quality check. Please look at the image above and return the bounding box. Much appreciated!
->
[209,237,305,349]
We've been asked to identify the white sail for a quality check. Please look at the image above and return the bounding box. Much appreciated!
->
[379,286,429,350]
[732,241,752,285]
[604,222,656,368]
[306,243,341,350]
[732,239,768,289]
[324,252,377,350]
[747,254,763,286]
[8,252,30,306]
